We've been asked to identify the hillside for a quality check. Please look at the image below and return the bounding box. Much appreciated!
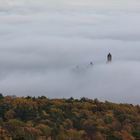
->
[0,95,140,140]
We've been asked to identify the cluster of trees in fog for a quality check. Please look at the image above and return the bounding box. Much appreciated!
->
[0,94,140,140]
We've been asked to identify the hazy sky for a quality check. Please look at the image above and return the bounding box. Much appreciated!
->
[0,0,140,104]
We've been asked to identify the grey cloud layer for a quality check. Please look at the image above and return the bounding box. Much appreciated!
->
[0,0,140,104]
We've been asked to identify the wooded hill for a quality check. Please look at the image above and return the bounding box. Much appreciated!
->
[0,94,140,140]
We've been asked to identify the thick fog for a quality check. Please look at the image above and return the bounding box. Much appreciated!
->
[0,0,140,104]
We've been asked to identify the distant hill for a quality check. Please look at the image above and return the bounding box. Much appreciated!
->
[0,95,140,140]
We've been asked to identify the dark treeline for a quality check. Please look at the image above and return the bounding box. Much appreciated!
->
[0,94,140,140]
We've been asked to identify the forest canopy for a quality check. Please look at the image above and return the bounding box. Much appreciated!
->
[0,95,140,140]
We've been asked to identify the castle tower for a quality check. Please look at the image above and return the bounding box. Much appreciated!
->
[107,53,112,62]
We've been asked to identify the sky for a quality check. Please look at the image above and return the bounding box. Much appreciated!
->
[0,0,140,104]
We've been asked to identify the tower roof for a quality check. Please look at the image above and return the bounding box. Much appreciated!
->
[108,53,111,56]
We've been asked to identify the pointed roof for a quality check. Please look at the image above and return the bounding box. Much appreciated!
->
[108,53,112,57]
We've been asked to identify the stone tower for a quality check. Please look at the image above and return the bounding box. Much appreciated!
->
[107,53,112,62]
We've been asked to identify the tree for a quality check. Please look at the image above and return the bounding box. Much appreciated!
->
[0,93,4,100]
